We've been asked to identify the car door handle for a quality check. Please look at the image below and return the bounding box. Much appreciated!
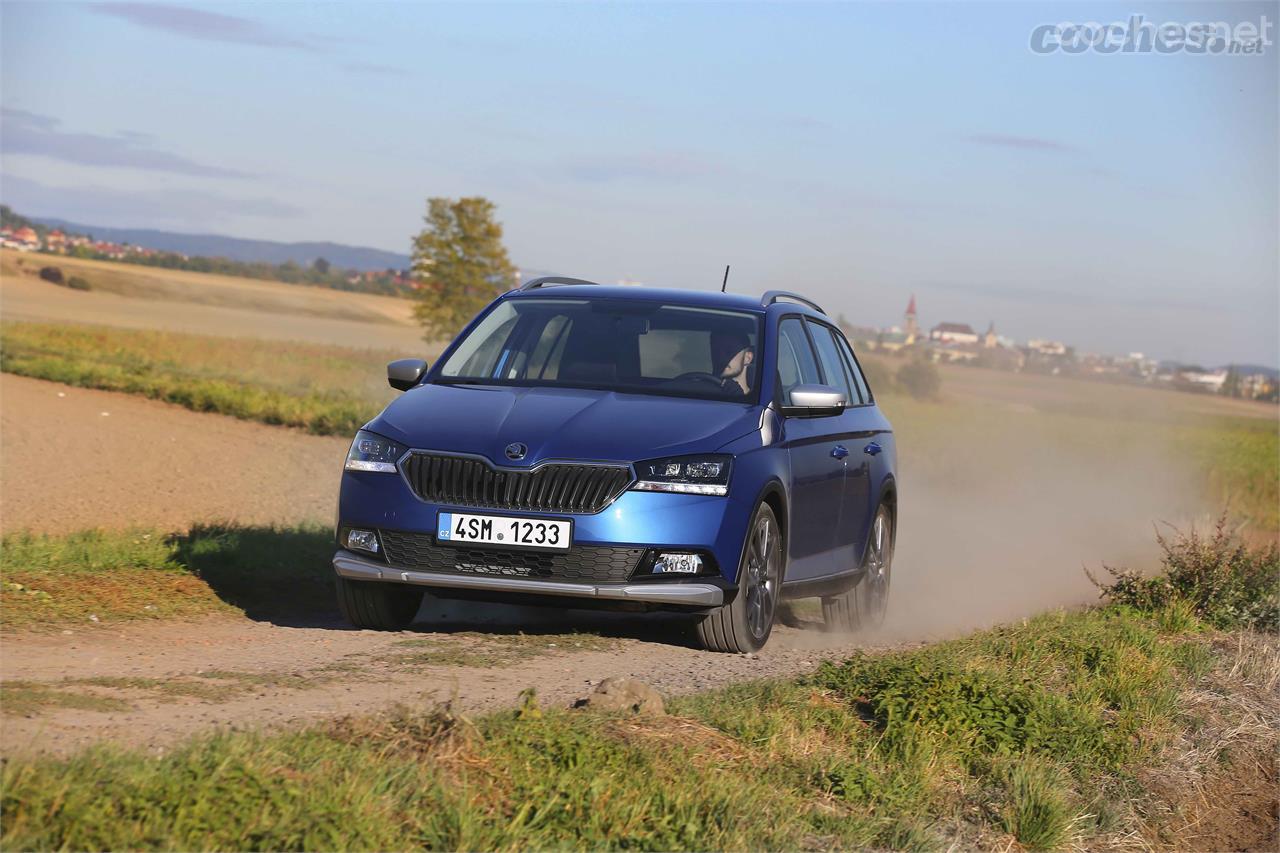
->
[830,445,849,460]
[864,442,882,456]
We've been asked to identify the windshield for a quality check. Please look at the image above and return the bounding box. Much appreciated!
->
[437,297,762,403]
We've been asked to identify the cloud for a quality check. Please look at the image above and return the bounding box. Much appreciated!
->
[1,108,250,178]
[89,2,317,50]
[558,151,728,183]
[0,173,302,228]
[966,133,1079,153]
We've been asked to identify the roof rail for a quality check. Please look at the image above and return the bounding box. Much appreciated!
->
[761,290,826,315]
[519,276,602,291]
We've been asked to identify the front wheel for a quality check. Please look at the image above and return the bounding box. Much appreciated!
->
[336,576,423,630]
[822,503,893,632]
[695,502,784,653]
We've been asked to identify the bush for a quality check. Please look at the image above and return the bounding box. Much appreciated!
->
[895,357,941,400]
[1091,516,1279,631]
[66,276,91,291]
[857,355,896,395]
[38,266,64,285]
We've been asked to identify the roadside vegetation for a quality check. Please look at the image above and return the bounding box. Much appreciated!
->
[3,524,1275,851]
[0,524,334,629]
[0,322,399,436]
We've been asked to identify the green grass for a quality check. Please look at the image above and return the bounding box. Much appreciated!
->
[2,682,132,718]
[0,524,335,629]
[1180,416,1280,532]
[386,632,621,669]
[0,606,1232,851]
[0,321,401,435]
[2,668,358,718]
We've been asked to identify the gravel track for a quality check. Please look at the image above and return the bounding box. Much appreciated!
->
[1,606,891,756]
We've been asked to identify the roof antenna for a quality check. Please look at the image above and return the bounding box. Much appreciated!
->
[721,264,731,293]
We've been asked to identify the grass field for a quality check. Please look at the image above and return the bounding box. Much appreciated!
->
[0,322,399,435]
[0,524,334,629]
[0,249,414,326]
[3,597,1274,850]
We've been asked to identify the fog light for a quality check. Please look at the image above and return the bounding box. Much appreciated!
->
[653,552,702,574]
[346,529,379,554]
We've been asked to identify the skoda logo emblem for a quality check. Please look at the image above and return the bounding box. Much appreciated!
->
[505,442,528,461]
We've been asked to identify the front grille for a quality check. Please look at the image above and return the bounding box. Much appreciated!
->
[380,529,644,583]
[401,453,632,514]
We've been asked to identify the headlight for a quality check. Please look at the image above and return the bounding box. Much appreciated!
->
[632,454,732,496]
[344,429,406,473]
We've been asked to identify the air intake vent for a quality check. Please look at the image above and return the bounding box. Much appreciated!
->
[380,529,644,583]
[401,453,632,514]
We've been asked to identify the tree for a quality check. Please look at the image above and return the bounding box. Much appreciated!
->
[895,356,942,400]
[312,257,331,275]
[411,197,517,340]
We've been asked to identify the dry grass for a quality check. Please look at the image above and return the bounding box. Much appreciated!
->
[383,631,620,670]
[1,249,412,325]
[1122,630,1280,851]
[3,665,366,718]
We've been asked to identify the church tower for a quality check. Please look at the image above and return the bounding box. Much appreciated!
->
[903,295,919,344]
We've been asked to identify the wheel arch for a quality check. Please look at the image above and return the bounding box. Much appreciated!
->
[878,475,897,549]
[748,478,789,581]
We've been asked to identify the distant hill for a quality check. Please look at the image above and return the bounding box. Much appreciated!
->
[29,217,411,272]
[1224,364,1279,379]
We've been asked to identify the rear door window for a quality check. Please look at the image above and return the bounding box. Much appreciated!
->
[806,319,856,405]
[776,318,822,405]
[831,332,872,403]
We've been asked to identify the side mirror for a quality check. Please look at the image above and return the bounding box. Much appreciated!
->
[781,384,847,418]
[387,358,428,392]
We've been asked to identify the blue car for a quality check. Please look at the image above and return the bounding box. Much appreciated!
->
[334,277,896,652]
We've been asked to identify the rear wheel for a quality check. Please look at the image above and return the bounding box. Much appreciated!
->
[336,576,423,630]
[695,502,783,653]
[822,503,893,632]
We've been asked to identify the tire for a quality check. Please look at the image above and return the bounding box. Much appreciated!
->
[822,503,893,633]
[695,502,784,653]
[336,576,424,630]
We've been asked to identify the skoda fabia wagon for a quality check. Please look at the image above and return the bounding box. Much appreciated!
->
[334,277,896,652]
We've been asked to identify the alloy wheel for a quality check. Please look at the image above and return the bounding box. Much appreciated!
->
[744,512,781,640]
[860,506,892,626]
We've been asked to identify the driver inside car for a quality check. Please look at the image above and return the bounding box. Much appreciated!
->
[711,332,755,396]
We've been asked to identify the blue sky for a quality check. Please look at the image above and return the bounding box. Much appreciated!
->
[2,1,1275,366]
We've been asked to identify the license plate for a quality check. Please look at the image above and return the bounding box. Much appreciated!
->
[436,512,571,551]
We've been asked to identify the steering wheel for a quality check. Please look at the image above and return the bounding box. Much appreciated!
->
[670,371,725,386]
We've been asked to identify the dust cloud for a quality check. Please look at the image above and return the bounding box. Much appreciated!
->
[874,399,1210,643]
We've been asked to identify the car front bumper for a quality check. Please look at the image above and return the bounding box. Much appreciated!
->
[333,549,726,607]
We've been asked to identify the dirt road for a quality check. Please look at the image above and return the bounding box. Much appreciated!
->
[0,374,346,533]
[0,605,886,756]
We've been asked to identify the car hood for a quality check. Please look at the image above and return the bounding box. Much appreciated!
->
[367,382,761,465]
